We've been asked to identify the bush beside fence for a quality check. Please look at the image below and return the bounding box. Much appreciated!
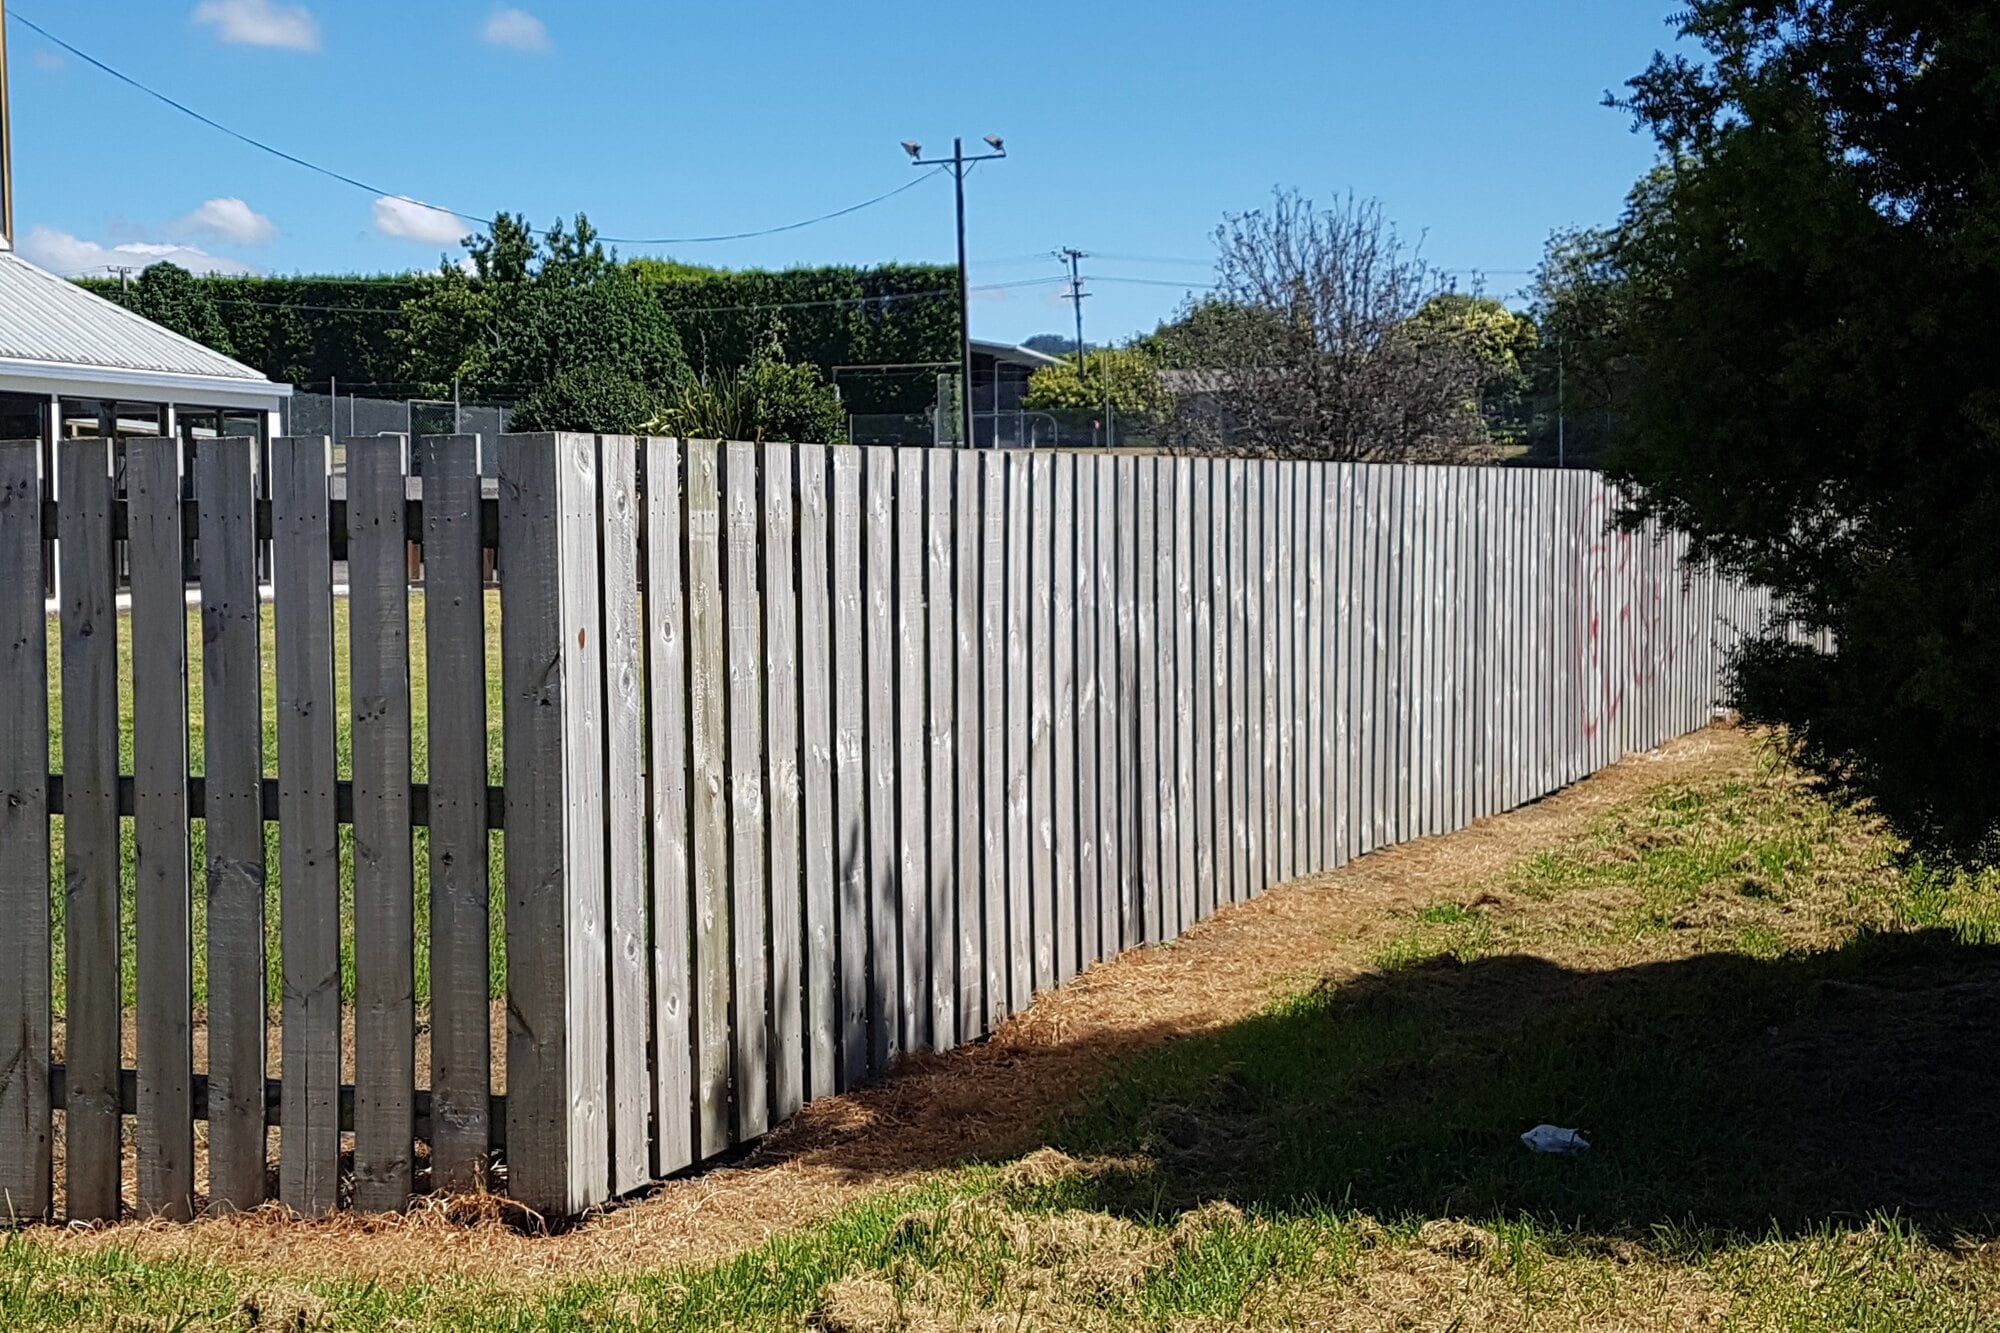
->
[0,436,1768,1222]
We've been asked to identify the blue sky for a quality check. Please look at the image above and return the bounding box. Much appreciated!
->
[6,0,1678,346]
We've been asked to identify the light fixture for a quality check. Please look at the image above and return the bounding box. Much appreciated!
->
[983,135,1005,154]
[902,140,923,161]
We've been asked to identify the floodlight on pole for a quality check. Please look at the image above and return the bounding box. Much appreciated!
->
[907,133,1008,448]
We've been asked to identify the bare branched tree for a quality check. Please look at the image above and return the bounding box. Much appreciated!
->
[1164,190,1494,460]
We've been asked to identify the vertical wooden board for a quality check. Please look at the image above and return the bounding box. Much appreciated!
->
[1132,460,1160,939]
[1273,464,1294,883]
[1072,461,1101,967]
[925,449,957,1044]
[1226,460,1249,902]
[1495,470,1513,809]
[863,447,900,1072]
[1368,466,1391,853]
[642,437,696,1171]
[1475,468,1495,818]
[1467,467,1484,822]
[1296,462,1312,868]
[1537,476,1551,785]
[500,432,609,1215]
[1115,457,1140,942]
[272,437,341,1217]
[1333,465,1355,866]
[682,439,733,1156]
[763,445,805,1121]
[1051,455,1079,985]
[1444,467,1466,831]
[1028,453,1055,993]
[829,448,870,1084]
[1400,466,1420,838]
[56,439,119,1222]
[1172,459,1197,929]
[980,454,1010,1023]
[1516,470,1532,802]
[1428,469,1448,834]
[723,441,770,1139]
[1399,467,1417,838]
[893,449,930,1053]
[0,440,51,1221]
[1153,461,1181,936]
[1344,462,1360,852]
[953,453,984,1037]
[347,436,417,1212]
[796,444,838,1099]
[1305,465,1324,871]
[1093,458,1121,961]
[425,436,494,1189]
[129,439,194,1220]
[196,438,267,1213]
[1259,464,1280,891]
[1004,454,1033,1010]
[1239,463,1259,893]
[1418,468,1439,837]
[1192,461,1217,921]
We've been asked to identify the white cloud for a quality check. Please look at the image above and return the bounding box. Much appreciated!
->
[192,0,321,51]
[372,196,469,245]
[33,50,67,71]
[482,7,552,53]
[181,196,277,246]
[20,227,259,277]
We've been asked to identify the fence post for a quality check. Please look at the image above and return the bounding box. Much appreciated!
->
[499,432,609,1217]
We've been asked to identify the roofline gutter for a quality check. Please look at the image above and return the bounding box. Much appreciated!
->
[0,355,293,410]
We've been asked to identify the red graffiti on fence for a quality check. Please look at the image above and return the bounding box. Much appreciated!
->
[1573,493,1704,742]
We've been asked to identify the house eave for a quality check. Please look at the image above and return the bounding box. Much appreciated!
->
[0,356,293,411]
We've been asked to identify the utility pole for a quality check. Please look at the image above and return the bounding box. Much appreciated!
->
[1556,332,1566,469]
[0,0,15,250]
[113,264,135,292]
[905,134,1007,448]
[1057,247,1110,448]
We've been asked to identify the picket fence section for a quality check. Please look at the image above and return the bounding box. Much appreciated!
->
[0,434,1769,1222]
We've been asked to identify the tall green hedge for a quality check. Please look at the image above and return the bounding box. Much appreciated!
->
[646,263,957,415]
[77,273,429,396]
[78,262,960,416]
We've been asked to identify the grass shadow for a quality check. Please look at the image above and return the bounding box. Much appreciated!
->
[1030,927,2000,1241]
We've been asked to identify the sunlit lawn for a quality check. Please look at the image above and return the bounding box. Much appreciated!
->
[42,591,508,1013]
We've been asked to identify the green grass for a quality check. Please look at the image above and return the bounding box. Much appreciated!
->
[10,742,2000,1329]
[43,593,509,1014]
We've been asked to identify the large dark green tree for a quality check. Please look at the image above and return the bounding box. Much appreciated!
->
[397,212,690,432]
[1610,1,2000,859]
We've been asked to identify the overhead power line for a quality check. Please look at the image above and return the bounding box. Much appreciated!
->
[8,7,945,246]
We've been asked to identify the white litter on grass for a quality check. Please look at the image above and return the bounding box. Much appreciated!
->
[1521,1125,1591,1154]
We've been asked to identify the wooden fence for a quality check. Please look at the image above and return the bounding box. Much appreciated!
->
[0,434,1769,1222]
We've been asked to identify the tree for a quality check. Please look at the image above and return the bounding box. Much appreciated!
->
[1023,346,1174,431]
[1607,0,2000,861]
[1401,294,1540,446]
[1162,190,1498,460]
[121,263,235,357]
[1517,167,1675,465]
[396,212,689,432]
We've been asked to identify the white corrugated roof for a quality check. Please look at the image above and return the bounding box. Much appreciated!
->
[0,249,273,384]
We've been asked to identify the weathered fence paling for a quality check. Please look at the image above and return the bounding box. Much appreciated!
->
[0,432,1779,1222]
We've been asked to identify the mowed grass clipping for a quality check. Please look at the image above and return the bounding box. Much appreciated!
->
[9,735,2000,1330]
[42,592,508,1014]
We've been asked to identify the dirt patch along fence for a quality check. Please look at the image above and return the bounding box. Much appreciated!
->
[0,436,1771,1223]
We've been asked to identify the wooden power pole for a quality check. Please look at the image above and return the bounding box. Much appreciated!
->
[0,0,15,249]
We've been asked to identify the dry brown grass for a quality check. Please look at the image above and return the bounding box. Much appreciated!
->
[38,727,1763,1290]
